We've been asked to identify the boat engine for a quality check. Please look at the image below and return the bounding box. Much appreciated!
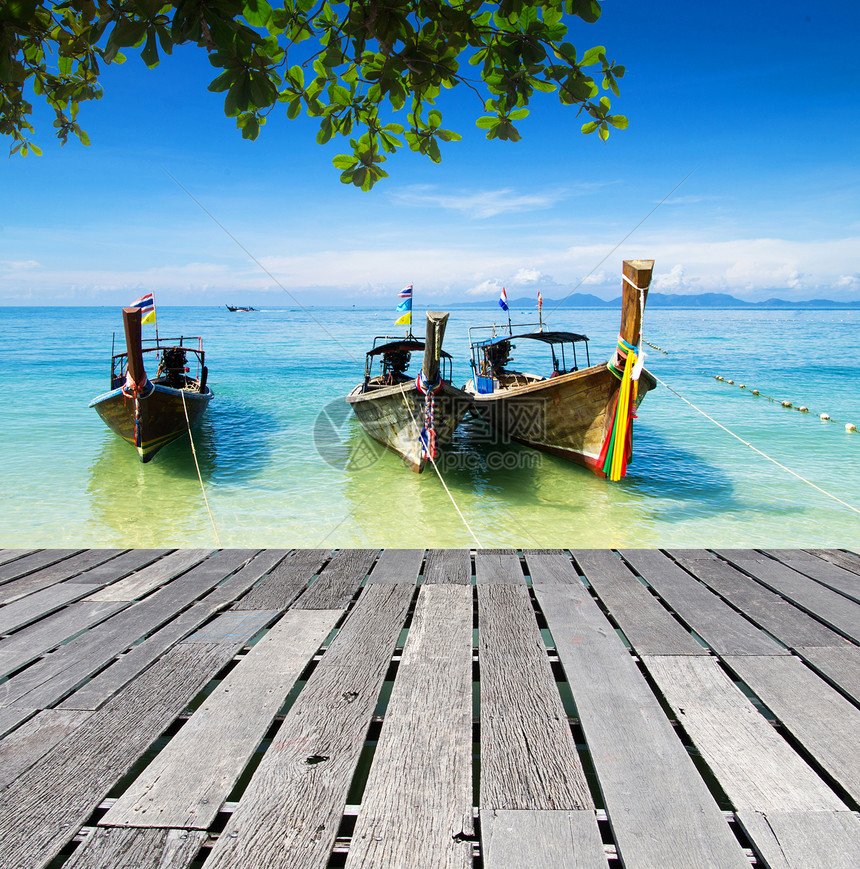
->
[158,348,190,387]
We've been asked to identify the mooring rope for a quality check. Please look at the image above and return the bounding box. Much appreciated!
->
[655,374,860,516]
[398,385,483,548]
[180,390,222,546]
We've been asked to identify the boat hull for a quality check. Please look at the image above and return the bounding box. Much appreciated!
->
[466,364,656,476]
[346,381,470,472]
[90,383,213,463]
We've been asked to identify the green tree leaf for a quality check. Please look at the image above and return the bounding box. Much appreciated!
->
[2,0,627,186]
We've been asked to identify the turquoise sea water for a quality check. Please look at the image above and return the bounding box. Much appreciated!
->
[1,304,859,549]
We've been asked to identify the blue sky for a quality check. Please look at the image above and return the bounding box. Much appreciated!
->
[1,1,859,306]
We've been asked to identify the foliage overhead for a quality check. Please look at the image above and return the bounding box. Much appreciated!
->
[0,0,628,189]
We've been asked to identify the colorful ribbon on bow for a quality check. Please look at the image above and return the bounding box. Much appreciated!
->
[599,336,640,480]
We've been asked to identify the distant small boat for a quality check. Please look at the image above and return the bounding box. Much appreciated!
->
[89,307,214,462]
[346,312,471,472]
[464,259,656,479]
[226,305,256,312]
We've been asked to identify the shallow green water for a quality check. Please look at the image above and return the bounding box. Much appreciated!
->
[2,305,858,548]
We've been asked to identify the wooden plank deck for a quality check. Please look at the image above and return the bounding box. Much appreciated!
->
[0,548,859,869]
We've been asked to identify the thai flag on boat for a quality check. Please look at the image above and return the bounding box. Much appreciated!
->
[395,284,412,326]
[131,293,156,325]
[498,287,508,311]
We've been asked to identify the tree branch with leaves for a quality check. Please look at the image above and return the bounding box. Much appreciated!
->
[0,0,628,188]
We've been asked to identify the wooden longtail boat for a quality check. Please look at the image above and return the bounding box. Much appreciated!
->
[226,305,256,312]
[89,307,214,463]
[346,311,471,472]
[464,259,656,479]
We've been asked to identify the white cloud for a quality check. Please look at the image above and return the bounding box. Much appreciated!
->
[390,185,564,218]
[5,232,860,305]
[0,260,40,272]
[466,278,503,297]
[652,263,691,293]
[834,274,859,292]
[511,268,543,285]
[580,270,609,286]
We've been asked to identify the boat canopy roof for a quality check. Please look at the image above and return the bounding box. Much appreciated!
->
[367,339,452,359]
[473,330,588,348]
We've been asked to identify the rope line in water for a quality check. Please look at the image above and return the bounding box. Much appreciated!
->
[655,374,860,516]
[398,386,483,549]
[181,390,222,547]
[644,340,669,355]
[710,374,858,432]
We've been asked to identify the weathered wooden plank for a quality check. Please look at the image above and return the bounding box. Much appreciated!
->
[525,550,750,869]
[0,549,81,584]
[572,549,706,655]
[0,705,33,738]
[294,548,378,609]
[0,549,126,604]
[736,810,860,869]
[0,549,36,567]
[102,608,339,829]
[0,581,102,636]
[764,549,860,603]
[365,548,424,585]
[203,582,415,869]
[0,599,127,678]
[481,810,606,869]
[0,617,266,869]
[475,549,524,585]
[724,654,860,803]
[233,549,324,610]
[796,644,860,704]
[621,549,786,656]
[86,549,214,601]
[478,580,592,810]
[347,583,473,869]
[0,708,92,790]
[641,655,845,812]
[180,608,277,644]
[1,549,260,709]
[715,550,860,642]
[807,549,860,577]
[59,550,290,711]
[72,548,173,585]
[423,549,471,585]
[62,828,207,869]
[671,550,849,649]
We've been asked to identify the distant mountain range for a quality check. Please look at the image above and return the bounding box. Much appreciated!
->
[441,292,860,309]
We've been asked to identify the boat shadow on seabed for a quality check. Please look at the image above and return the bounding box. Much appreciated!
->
[87,398,279,537]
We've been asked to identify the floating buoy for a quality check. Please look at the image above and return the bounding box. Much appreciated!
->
[710,373,854,432]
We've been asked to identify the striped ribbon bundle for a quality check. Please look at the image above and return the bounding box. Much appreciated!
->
[599,336,640,480]
[416,372,443,461]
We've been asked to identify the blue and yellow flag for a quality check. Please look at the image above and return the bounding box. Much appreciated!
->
[131,293,156,325]
[395,284,412,326]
